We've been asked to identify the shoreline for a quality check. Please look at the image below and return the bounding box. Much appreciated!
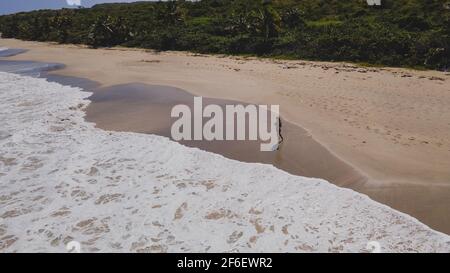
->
[85,82,367,187]
[1,71,450,252]
[1,39,450,234]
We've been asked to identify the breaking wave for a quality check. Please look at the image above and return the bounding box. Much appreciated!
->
[0,72,449,252]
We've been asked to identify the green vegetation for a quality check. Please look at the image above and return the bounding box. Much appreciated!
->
[0,0,448,70]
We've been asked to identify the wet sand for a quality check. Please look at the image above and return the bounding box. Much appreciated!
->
[0,58,363,186]
[86,83,366,187]
[84,84,450,235]
[1,39,450,234]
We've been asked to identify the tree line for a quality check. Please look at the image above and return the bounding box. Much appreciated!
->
[0,0,448,70]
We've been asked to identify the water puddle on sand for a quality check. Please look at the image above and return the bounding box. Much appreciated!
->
[85,83,366,187]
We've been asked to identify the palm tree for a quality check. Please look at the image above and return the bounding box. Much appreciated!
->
[51,15,72,43]
[88,16,131,48]
[259,0,280,41]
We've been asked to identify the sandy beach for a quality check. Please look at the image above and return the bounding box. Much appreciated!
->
[1,72,449,252]
[1,38,450,234]
[84,83,366,187]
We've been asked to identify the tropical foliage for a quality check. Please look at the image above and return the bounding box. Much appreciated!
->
[0,0,448,70]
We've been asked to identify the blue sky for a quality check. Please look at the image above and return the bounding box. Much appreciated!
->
[0,1,157,15]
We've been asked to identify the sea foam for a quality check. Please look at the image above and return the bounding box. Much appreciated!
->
[0,72,449,252]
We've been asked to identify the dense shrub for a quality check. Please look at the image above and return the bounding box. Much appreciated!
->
[0,0,448,70]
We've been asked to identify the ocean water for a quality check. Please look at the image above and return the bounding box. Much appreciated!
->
[0,48,99,89]
[0,71,449,252]
[0,59,64,77]
[0,48,27,57]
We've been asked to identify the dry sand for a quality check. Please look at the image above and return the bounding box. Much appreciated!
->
[1,39,449,233]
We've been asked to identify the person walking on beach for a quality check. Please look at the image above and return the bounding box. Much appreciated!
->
[277,117,284,150]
